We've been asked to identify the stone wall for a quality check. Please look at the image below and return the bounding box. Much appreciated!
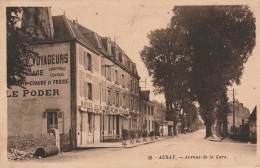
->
[8,133,55,152]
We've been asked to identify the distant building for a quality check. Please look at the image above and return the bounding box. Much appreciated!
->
[248,106,257,143]
[153,100,168,136]
[227,100,250,134]
[139,90,155,133]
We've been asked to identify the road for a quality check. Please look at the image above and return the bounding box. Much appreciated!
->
[8,129,258,168]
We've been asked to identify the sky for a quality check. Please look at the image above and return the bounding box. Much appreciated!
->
[50,1,259,112]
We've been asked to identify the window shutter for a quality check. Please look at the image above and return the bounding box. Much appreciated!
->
[84,52,87,70]
[119,88,122,107]
[91,54,93,72]
[102,81,106,103]
[111,86,115,105]
[84,82,88,99]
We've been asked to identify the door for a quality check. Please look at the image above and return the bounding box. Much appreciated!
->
[87,113,94,143]
[47,111,58,133]
[116,116,119,136]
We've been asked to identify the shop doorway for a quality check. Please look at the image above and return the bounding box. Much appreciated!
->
[116,116,119,136]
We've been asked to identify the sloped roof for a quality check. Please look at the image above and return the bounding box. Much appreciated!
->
[52,15,140,79]
[52,15,99,54]
[249,106,256,120]
[52,16,73,39]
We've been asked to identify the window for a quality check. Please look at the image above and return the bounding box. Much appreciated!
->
[135,99,137,111]
[122,94,126,108]
[47,111,58,133]
[88,83,92,100]
[148,106,150,115]
[107,66,111,80]
[130,80,133,91]
[130,97,133,110]
[107,89,112,105]
[151,107,154,116]
[84,52,92,71]
[115,92,119,107]
[115,70,118,84]
[88,113,93,133]
[144,104,147,114]
[101,57,105,76]
[122,74,125,87]
[84,82,92,100]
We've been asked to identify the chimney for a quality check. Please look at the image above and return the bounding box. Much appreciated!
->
[21,7,54,40]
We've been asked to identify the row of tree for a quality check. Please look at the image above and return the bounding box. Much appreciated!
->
[141,6,255,137]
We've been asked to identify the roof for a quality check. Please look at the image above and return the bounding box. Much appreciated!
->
[249,106,256,120]
[51,15,140,79]
[52,15,99,54]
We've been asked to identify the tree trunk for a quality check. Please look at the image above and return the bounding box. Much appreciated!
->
[222,114,228,137]
[172,103,177,136]
[205,122,213,138]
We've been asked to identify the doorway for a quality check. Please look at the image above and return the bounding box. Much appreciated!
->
[116,116,119,136]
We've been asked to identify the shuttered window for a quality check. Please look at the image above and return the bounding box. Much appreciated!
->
[107,89,112,105]
[84,52,92,71]
[122,74,125,87]
[115,92,119,107]
[84,82,92,100]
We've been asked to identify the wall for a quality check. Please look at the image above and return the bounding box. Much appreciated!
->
[227,102,250,133]
[8,134,55,152]
[76,43,101,146]
[8,42,71,135]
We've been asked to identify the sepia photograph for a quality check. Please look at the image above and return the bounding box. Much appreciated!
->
[1,0,259,168]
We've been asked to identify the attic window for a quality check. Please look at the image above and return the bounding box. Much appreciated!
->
[119,52,122,63]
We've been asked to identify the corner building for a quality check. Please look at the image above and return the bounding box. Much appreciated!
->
[7,8,140,150]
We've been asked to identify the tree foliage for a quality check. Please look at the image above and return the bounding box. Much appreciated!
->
[140,27,195,135]
[170,6,255,137]
[141,6,255,138]
[7,7,37,88]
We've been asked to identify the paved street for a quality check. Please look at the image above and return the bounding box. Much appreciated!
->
[9,129,258,168]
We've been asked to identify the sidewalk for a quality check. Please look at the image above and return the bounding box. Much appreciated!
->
[78,136,172,149]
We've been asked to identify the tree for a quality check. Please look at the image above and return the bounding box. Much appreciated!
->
[7,7,38,88]
[170,6,255,137]
[140,27,193,135]
[183,103,198,132]
[216,89,231,137]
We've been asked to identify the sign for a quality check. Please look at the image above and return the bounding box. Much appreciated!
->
[7,43,70,99]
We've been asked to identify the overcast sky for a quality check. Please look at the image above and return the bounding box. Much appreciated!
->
[51,1,259,112]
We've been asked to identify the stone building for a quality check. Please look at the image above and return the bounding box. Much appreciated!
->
[139,90,155,133]
[248,106,257,143]
[7,7,140,150]
[227,100,250,134]
[153,100,168,136]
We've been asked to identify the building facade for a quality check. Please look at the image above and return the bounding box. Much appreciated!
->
[153,100,168,136]
[248,106,257,143]
[7,8,140,150]
[227,100,250,134]
[139,91,155,133]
